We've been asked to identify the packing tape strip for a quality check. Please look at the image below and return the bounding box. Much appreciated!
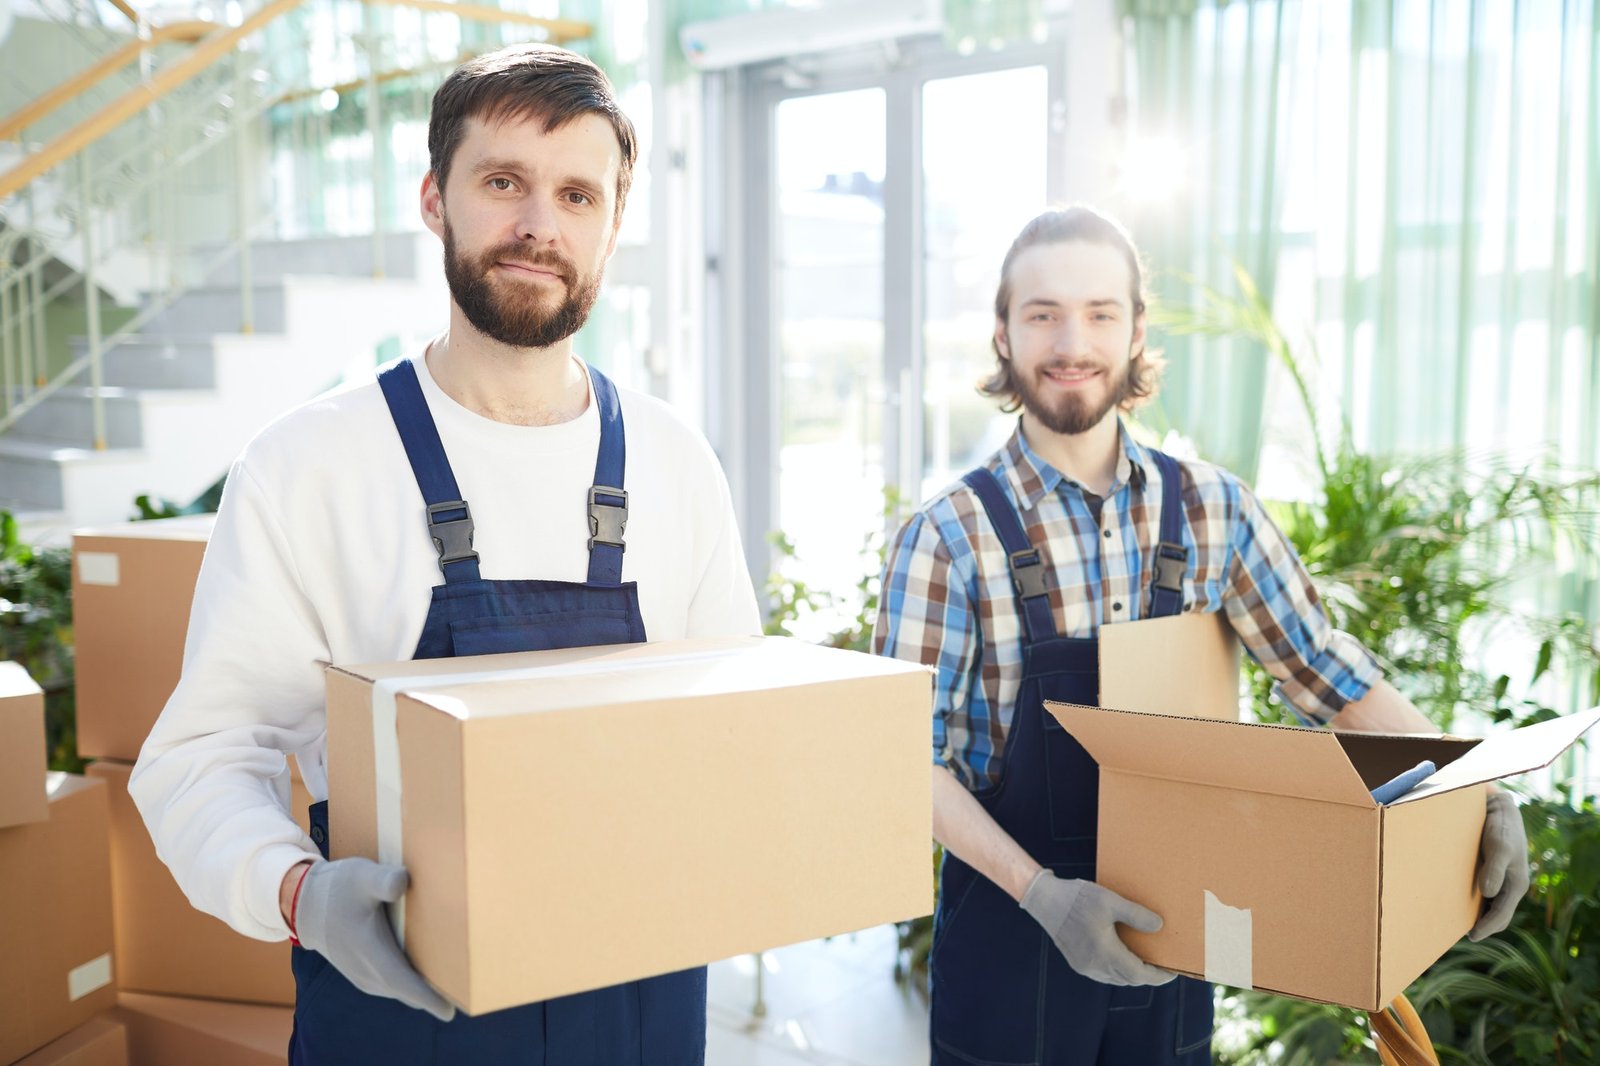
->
[67,953,112,1001]
[367,645,749,945]
[1203,890,1253,989]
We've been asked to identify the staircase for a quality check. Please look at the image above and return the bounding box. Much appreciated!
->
[2,230,447,540]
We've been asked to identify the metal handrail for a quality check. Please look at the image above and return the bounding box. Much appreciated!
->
[0,20,218,144]
[0,0,589,200]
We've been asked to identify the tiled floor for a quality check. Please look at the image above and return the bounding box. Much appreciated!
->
[706,926,929,1065]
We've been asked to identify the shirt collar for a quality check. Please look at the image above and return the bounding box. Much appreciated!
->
[999,418,1151,510]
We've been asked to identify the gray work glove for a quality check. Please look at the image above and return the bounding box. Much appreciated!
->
[1020,870,1175,986]
[294,857,456,1021]
[1468,790,1530,941]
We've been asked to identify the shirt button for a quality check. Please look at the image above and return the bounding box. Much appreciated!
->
[1113,602,1123,612]
[1103,529,1112,539]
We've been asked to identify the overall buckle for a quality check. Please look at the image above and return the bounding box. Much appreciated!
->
[1152,541,1186,594]
[588,485,629,551]
[426,499,478,573]
[1009,548,1049,600]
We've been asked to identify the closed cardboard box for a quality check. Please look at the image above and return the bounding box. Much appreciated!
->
[86,760,312,1006]
[0,660,47,828]
[0,774,117,1063]
[327,635,934,1016]
[72,517,213,762]
[1049,701,1600,1010]
[113,993,289,1066]
[12,1015,128,1066]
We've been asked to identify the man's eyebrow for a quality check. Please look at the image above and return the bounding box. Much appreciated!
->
[1085,297,1128,309]
[469,157,529,176]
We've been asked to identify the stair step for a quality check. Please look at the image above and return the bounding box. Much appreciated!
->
[141,283,288,336]
[0,437,136,511]
[4,386,216,447]
[182,232,425,285]
[67,337,217,389]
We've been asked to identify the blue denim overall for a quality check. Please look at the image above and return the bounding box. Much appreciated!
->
[289,359,707,1066]
[929,450,1213,1066]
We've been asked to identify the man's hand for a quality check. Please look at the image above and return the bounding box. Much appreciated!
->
[1020,871,1176,986]
[1468,790,1530,941]
[293,857,457,1021]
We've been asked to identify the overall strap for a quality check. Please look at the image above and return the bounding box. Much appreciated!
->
[585,366,628,587]
[1145,449,1189,618]
[961,467,1058,644]
[378,359,481,583]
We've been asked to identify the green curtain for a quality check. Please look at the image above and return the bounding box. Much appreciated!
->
[1122,0,1600,488]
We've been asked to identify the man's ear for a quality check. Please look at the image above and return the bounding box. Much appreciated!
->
[603,212,622,262]
[1130,310,1147,361]
[420,171,445,238]
[994,319,1011,360]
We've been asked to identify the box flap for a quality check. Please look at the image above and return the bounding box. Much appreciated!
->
[1390,706,1600,804]
[1047,702,1376,806]
[1099,611,1241,721]
[72,515,215,542]
[334,636,931,718]
[0,661,43,700]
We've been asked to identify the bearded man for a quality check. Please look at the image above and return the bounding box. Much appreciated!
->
[131,44,759,1066]
[873,205,1530,1065]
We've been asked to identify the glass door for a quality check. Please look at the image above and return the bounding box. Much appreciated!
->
[736,44,1062,635]
[772,87,887,640]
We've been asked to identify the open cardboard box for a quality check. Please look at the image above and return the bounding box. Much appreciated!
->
[1046,700,1600,1011]
[326,635,934,1016]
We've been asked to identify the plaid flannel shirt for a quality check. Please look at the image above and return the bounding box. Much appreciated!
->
[873,420,1380,791]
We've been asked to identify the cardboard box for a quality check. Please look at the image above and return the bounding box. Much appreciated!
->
[1048,701,1600,1010]
[72,517,213,761]
[11,1015,128,1066]
[1099,611,1240,721]
[0,774,117,1063]
[113,993,289,1066]
[86,760,312,1006]
[0,660,48,828]
[327,635,934,1016]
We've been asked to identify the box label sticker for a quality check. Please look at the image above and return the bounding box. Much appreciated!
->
[1203,890,1252,990]
[67,953,112,1000]
[77,552,121,587]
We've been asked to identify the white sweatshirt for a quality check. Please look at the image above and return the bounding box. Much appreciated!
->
[130,353,762,942]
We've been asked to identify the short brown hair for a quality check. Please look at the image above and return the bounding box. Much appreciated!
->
[428,44,638,220]
[980,205,1165,412]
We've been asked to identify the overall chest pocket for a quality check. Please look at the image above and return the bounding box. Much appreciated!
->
[447,608,643,657]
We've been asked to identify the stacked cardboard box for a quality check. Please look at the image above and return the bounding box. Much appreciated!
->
[72,516,213,763]
[0,772,118,1063]
[62,517,294,1065]
[86,762,311,1007]
[11,1015,128,1066]
[112,993,292,1066]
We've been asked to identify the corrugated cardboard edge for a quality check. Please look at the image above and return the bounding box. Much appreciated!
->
[1390,705,1600,804]
[397,694,471,1011]
[326,668,380,862]
[1377,787,1485,1007]
[11,1013,128,1066]
[1048,701,1376,807]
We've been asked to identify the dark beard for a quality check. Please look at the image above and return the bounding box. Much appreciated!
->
[442,223,602,349]
[1015,356,1136,435]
